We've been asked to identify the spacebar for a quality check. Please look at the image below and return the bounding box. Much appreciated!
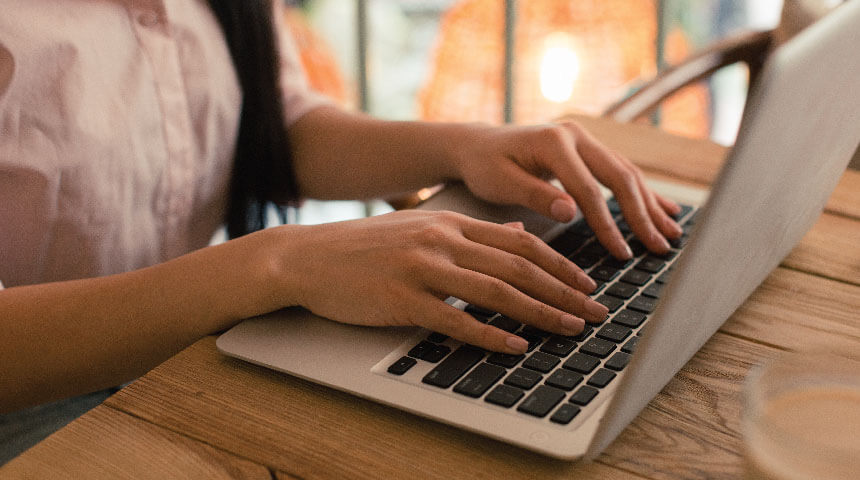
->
[422,345,484,388]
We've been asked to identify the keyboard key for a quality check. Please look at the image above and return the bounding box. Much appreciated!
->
[453,363,506,398]
[545,369,584,391]
[489,316,521,333]
[673,204,693,221]
[485,385,525,408]
[589,281,606,296]
[589,265,620,282]
[595,295,624,313]
[550,403,581,425]
[464,304,495,319]
[612,309,646,329]
[597,324,632,343]
[569,219,594,237]
[605,352,632,371]
[580,242,609,258]
[422,345,485,388]
[587,368,617,388]
[642,282,664,299]
[570,252,601,269]
[563,352,601,374]
[606,197,622,214]
[522,352,561,373]
[621,336,640,354]
[517,385,566,418]
[487,352,525,368]
[387,356,417,375]
[628,295,658,314]
[615,218,632,235]
[580,338,616,359]
[569,385,599,406]
[505,367,543,390]
[520,325,550,337]
[548,232,589,257]
[627,239,647,257]
[408,341,434,359]
[620,270,651,286]
[568,324,593,342]
[670,234,689,249]
[605,282,637,300]
[601,256,633,269]
[515,333,542,352]
[540,336,577,357]
[656,271,673,284]
[635,256,666,274]
[421,343,452,363]
[427,332,448,343]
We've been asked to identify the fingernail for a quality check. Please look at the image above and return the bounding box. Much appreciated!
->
[655,234,672,252]
[586,300,609,321]
[560,314,585,334]
[670,220,683,237]
[622,243,634,259]
[550,199,576,223]
[504,221,525,230]
[505,336,529,353]
[577,272,597,292]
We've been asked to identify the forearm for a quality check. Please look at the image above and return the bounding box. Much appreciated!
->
[289,106,473,200]
[0,229,285,413]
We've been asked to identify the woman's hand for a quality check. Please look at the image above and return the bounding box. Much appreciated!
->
[266,210,609,354]
[449,121,683,259]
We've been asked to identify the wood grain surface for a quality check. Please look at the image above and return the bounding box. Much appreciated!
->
[3,116,857,480]
[0,405,271,480]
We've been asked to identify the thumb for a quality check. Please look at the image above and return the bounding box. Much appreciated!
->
[506,167,577,223]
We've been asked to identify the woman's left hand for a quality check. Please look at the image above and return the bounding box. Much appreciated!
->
[450,121,683,260]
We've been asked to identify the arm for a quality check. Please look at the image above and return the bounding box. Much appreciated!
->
[2,211,610,413]
[289,106,682,259]
[0,230,283,413]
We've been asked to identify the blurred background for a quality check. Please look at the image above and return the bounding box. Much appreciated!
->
[280,0,785,225]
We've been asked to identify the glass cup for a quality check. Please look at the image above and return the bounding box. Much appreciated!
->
[742,350,860,480]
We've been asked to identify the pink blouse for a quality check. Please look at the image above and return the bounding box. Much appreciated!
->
[0,0,328,288]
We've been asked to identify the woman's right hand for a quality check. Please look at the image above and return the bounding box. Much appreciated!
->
[261,210,609,354]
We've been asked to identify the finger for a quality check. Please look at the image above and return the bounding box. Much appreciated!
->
[572,128,672,254]
[451,240,608,323]
[629,167,683,240]
[427,263,589,338]
[497,163,578,223]
[655,191,682,216]
[460,219,597,293]
[610,153,682,241]
[416,298,530,354]
[533,126,632,259]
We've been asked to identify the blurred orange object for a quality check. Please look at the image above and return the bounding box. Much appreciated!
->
[283,6,352,108]
[419,0,708,138]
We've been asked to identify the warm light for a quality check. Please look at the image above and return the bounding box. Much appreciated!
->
[539,33,579,103]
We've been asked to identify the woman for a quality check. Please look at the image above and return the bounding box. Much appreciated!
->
[0,0,681,460]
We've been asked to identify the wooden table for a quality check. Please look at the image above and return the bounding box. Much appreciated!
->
[3,116,859,480]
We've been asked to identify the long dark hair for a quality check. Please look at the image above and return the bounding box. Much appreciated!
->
[207,0,298,238]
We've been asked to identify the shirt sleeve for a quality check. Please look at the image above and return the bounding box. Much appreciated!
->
[272,2,332,126]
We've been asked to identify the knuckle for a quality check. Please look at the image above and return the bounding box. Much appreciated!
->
[614,167,638,192]
[541,124,569,145]
[508,255,534,277]
[582,181,602,200]
[484,277,511,302]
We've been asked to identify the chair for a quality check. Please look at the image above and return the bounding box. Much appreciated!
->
[605,0,859,170]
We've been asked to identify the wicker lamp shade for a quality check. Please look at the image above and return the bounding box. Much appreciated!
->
[419,0,709,138]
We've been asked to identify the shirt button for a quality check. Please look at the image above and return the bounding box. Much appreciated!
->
[137,11,160,27]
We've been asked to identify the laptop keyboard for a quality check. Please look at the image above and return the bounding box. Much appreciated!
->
[383,198,697,426]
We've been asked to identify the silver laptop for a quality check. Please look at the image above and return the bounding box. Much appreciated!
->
[217,3,860,460]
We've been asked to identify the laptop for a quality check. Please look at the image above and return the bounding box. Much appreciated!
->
[217,3,860,460]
